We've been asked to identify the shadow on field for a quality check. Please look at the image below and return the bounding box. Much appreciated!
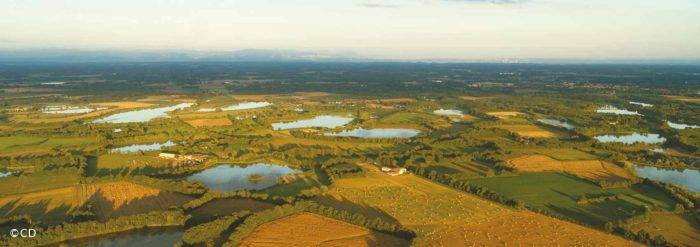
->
[88,189,193,221]
[313,195,401,225]
[0,199,72,227]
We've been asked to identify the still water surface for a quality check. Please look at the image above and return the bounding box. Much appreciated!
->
[187,163,299,191]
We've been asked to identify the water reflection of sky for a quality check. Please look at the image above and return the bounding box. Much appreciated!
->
[635,166,700,192]
[272,115,353,130]
[187,163,299,191]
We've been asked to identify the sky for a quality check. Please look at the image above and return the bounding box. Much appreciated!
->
[1,0,699,60]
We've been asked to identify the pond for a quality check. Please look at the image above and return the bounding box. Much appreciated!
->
[93,103,193,123]
[187,163,300,191]
[271,115,353,130]
[629,101,653,107]
[62,227,183,247]
[0,171,11,178]
[594,133,666,144]
[198,101,272,112]
[596,105,641,116]
[43,106,103,114]
[667,121,699,130]
[537,119,575,130]
[325,128,420,138]
[110,141,175,153]
[433,109,463,116]
[635,166,700,192]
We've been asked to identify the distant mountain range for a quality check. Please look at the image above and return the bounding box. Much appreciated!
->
[0,49,698,65]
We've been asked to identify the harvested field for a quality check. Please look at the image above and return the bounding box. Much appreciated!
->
[460,95,494,100]
[506,155,635,183]
[494,124,557,138]
[84,181,194,220]
[291,92,334,98]
[664,95,700,103]
[0,181,193,224]
[486,111,523,119]
[96,154,171,169]
[240,212,409,247]
[328,163,634,246]
[429,211,639,246]
[627,212,700,247]
[185,118,233,127]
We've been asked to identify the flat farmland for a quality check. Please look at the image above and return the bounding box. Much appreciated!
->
[96,153,171,170]
[506,155,635,183]
[0,135,98,156]
[239,212,410,247]
[467,172,677,227]
[627,212,700,247]
[327,163,635,245]
[493,124,557,138]
[486,111,523,119]
[185,118,233,127]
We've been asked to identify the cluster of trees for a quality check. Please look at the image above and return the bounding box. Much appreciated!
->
[627,150,688,169]
[0,215,33,234]
[223,201,414,246]
[0,154,86,171]
[597,179,634,189]
[182,190,287,212]
[322,162,364,180]
[407,166,525,209]
[3,209,188,246]
[612,227,669,247]
[642,179,697,210]
[576,194,620,204]
[180,211,251,246]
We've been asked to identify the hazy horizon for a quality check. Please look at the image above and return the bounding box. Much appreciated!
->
[1,0,699,61]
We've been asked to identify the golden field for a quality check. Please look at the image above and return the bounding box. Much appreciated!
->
[240,212,409,247]
[506,155,635,183]
[185,118,234,127]
[0,181,193,223]
[326,163,635,246]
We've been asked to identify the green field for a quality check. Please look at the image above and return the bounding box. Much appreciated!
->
[0,135,98,156]
[0,168,81,196]
[467,172,678,227]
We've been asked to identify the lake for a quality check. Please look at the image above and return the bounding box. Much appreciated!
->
[635,166,700,192]
[325,128,420,138]
[629,101,653,107]
[271,115,353,130]
[110,141,175,153]
[198,101,272,112]
[93,103,193,123]
[594,133,666,144]
[62,228,182,247]
[0,172,11,178]
[43,106,103,114]
[187,163,300,191]
[596,105,641,116]
[667,121,699,130]
[433,109,463,116]
[537,119,575,130]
